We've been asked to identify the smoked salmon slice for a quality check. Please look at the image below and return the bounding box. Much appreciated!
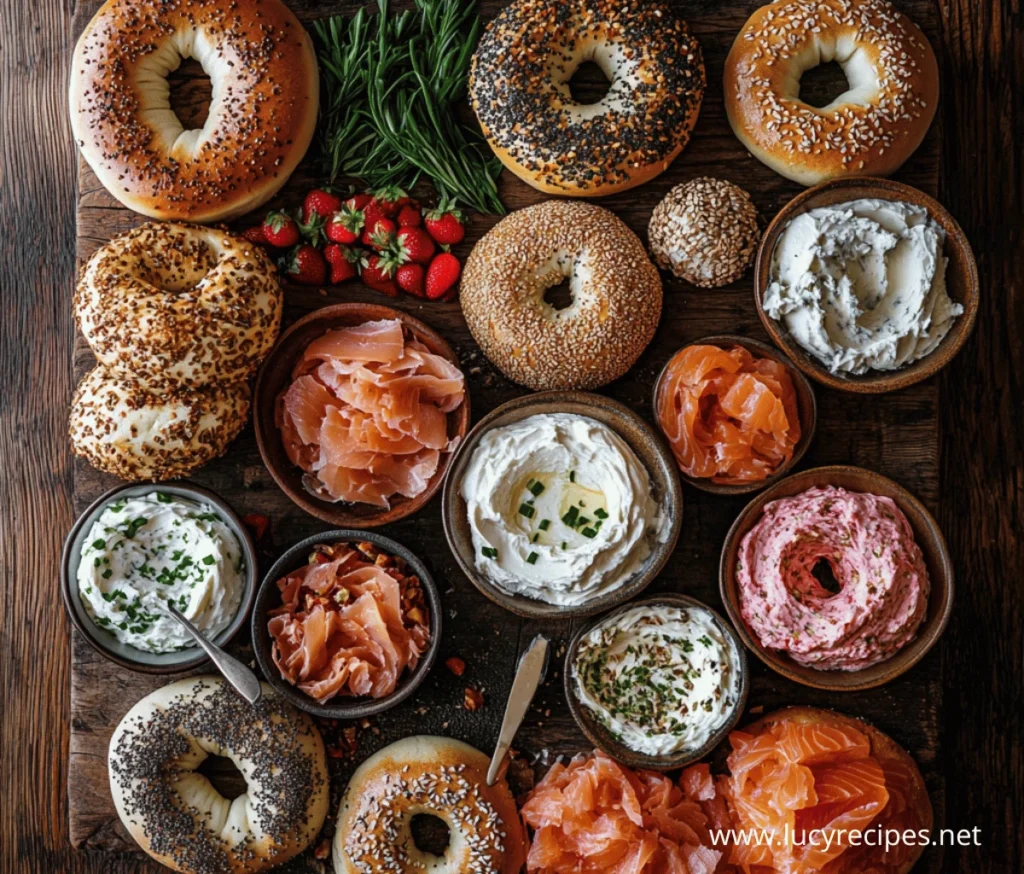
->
[656,344,801,484]
[277,319,465,507]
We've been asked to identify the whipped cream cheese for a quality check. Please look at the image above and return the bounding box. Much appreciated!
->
[77,492,244,652]
[460,413,668,606]
[764,198,962,374]
[573,604,742,757]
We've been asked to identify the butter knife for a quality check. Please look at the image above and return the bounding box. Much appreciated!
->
[487,634,549,786]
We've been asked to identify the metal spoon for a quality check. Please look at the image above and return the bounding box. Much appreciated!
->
[166,604,262,705]
[487,634,549,786]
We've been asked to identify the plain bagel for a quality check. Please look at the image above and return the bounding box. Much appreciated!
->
[69,366,250,481]
[69,0,318,222]
[333,736,526,874]
[108,676,329,874]
[75,222,283,388]
[461,201,662,391]
[470,0,705,196]
[724,0,939,186]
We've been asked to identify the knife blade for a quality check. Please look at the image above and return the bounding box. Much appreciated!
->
[487,634,549,786]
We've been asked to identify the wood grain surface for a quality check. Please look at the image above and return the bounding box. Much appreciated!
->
[1,1,1020,873]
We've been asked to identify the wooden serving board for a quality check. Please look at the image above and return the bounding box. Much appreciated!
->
[69,0,946,868]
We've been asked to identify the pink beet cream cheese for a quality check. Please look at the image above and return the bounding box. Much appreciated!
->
[736,486,930,671]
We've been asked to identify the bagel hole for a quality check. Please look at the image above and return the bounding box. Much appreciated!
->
[410,813,451,856]
[798,61,851,108]
[811,558,843,595]
[543,278,575,312]
[168,57,212,130]
[568,60,612,105]
[196,754,247,801]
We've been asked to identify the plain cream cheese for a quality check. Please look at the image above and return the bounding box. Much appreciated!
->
[460,413,668,606]
[77,493,244,653]
[573,605,742,757]
[764,198,962,374]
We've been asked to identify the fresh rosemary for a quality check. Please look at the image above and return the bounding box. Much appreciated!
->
[313,0,505,215]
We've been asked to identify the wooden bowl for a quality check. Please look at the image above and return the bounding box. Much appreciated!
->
[652,334,817,495]
[754,177,979,393]
[251,529,442,719]
[564,593,749,770]
[719,465,954,691]
[253,303,470,528]
[441,391,683,620]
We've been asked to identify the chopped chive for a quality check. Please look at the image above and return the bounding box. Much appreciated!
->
[576,516,591,528]
[569,470,576,482]
[91,538,106,550]
[562,506,579,526]
[531,533,539,543]
[581,527,598,538]
[155,492,173,503]
[594,507,609,519]
[101,569,112,579]
[201,555,216,566]
[529,480,545,497]
[538,519,551,531]
[526,552,538,565]
[561,542,567,549]
[482,546,498,559]
[518,503,535,519]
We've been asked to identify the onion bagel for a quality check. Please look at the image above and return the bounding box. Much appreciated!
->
[725,0,938,186]
[69,0,318,222]
[461,201,662,391]
[69,366,250,482]
[470,0,705,197]
[333,736,526,874]
[109,676,329,874]
[75,223,283,388]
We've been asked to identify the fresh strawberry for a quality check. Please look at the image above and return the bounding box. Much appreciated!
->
[302,188,343,224]
[397,203,422,227]
[261,211,300,247]
[283,244,327,286]
[326,205,364,244]
[361,253,400,296]
[241,225,268,245]
[370,185,407,218]
[324,244,364,284]
[396,263,426,297]
[425,252,461,300]
[345,193,373,212]
[362,217,397,251]
[424,199,466,245]
[395,226,435,265]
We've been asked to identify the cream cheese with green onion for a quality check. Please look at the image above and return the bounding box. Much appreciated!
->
[460,413,668,606]
[77,493,244,653]
[573,604,742,756]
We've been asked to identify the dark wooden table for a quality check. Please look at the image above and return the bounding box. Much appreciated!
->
[1,0,1021,872]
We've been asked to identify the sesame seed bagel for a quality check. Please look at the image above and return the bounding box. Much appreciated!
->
[725,0,938,186]
[109,677,329,874]
[470,0,705,197]
[75,223,283,388]
[461,201,662,391]
[69,0,318,222]
[70,366,250,482]
[333,736,526,874]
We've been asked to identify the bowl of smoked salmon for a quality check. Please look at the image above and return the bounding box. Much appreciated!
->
[254,303,470,528]
[653,335,817,495]
[251,530,442,718]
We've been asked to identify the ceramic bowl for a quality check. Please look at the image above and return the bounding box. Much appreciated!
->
[441,391,683,620]
[565,593,749,770]
[253,303,471,528]
[60,482,257,674]
[251,529,442,719]
[652,334,817,495]
[719,465,954,691]
[754,177,979,393]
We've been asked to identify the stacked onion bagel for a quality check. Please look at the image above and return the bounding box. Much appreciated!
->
[109,677,329,874]
[69,0,318,222]
[71,223,282,481]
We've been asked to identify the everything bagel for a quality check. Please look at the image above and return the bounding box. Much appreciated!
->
[69,0,318,222]
[470,0,705,196]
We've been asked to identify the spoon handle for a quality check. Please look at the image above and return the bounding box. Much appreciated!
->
[168,606,262,705]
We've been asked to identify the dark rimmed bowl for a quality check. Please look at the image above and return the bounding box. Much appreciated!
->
[719,465,954,691]
[754,177,979,394]
[441,391,683,620]
[60,483,257,674]
[565,593,749,771]
[253,303,471,528]
[652,334,817,495]
[251,529,442,719]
